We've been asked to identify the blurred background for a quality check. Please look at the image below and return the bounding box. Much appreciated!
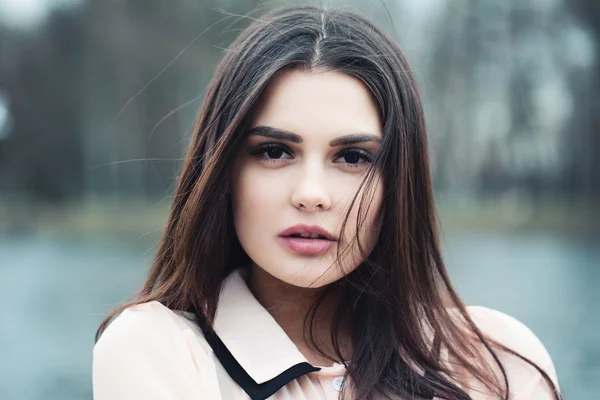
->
[0,0,598,399]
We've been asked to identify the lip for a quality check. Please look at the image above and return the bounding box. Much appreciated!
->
[279,224,337,241]
[278,224,337,255]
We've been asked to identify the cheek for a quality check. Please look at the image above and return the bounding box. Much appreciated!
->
[363,184,384,242]
[343,179,384,255]
[231,167,283,239]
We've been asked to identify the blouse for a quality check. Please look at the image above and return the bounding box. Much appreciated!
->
[93,268,560,399]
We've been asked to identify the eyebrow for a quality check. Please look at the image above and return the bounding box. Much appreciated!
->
[247,126,382,146]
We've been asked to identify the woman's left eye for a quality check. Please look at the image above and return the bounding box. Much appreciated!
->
[248,143,293,161]
[333,148,373,167]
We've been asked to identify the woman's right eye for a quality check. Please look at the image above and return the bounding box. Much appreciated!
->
[248,143,293,162]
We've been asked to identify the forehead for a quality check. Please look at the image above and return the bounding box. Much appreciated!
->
[252,68,382,138]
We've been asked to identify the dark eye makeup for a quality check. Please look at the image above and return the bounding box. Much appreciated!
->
[247,142,375,167]
[248,143,292,160]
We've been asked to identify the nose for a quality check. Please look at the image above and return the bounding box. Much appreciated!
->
[290,162,332,212]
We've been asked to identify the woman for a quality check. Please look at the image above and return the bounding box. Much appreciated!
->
[93,5,561,400]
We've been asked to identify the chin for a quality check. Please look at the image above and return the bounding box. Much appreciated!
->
[284,270,338,288]
[262,256,345,289]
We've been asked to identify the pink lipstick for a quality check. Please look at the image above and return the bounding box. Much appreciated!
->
[278,224,337,255]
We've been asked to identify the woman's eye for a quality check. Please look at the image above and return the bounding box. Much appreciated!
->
[248,143,293,161]
[334,148,373,167]
[265,147,286,159]
[248,144,373,169]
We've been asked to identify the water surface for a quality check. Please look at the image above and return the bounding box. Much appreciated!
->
[0,232,597,399]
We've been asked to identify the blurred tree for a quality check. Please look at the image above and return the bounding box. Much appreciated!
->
[564,0,600,200]
[0,10,84,203]
[0,0,597,210]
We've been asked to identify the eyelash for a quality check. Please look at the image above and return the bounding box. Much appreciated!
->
[248,143,374,168]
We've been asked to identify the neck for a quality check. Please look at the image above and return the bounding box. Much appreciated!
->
[248,264,353,367]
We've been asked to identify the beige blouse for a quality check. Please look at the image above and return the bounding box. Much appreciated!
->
[93,268,560,399]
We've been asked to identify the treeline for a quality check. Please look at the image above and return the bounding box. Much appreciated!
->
[0,0,597,205]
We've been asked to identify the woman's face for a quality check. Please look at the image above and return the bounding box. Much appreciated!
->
[231,69,384,288]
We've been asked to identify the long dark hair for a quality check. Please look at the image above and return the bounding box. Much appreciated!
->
[96,6,561,400]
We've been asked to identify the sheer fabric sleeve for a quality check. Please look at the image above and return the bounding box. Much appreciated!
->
[467,306,561,400]
[92,302,221,399]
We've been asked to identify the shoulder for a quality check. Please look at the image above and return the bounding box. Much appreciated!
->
[95,301,190,362]
[93,301,220,399]
[95,301,196,338]
[465,306,560,398]
[466,306,552,367]
[95,301,200,350]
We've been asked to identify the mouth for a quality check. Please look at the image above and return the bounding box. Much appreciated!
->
[279,224,337,255]
[287,232,329,239]
[279,224,337,240]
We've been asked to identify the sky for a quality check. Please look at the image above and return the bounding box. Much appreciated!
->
[0,0,82,30]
